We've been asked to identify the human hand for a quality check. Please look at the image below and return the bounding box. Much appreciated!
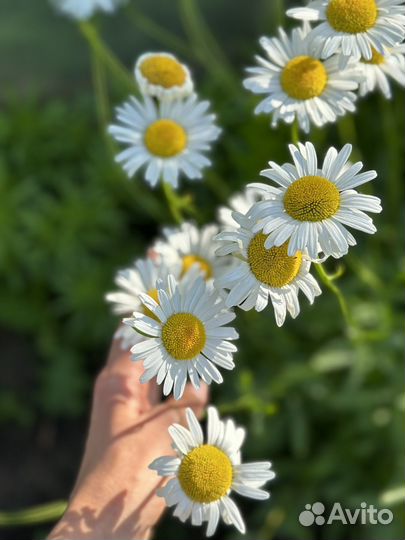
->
[48,333,209,540]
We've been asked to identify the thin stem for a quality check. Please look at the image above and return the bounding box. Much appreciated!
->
[336,115,362,161]
[291,119,300,145]
[315,262,353,330]
[178,0,238,94]
[79,21,136,94]
[126,5,192,60]
[162,182,183,224]
[0,501,67,527]
[274,0,286,26]
[379,95,402,216]
[90,48,110,129]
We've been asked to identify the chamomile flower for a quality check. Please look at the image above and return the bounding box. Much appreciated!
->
[105,258,171,350]
[135,52,193,101]
[215,214,321,325]
[106,258,171,316]
[149,407,275,537]
[248,142,382,260]
[52,0,126,20]
[359,44,405,98]
[243,26,362,132]
[152,222,231,281]
[108,94,221,188]
[218,187,264,230]
[287,0,405,63]
[124,275,238,399]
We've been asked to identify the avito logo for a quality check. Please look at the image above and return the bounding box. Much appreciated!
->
[299,501,393,526]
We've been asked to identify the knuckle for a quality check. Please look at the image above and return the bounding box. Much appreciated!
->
[93,369,136,403]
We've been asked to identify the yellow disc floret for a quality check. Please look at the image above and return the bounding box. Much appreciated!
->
[284,175,340,222]
[281,56,328,100]
[326,0,378,34]
[140,55,187,88]
[362,47,385,64]
[248,234,302,288]
[162,313,206,360]
[143,288,160,321]
[178,445,233,503]
[182,255,213,279]
[145,119,187,158]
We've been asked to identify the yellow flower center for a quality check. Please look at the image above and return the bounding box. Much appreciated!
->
[143,288,160,321]
[144,119,187,158]
[182,255,213,279]
[161,313,206,360]
[281,56,328,100]
[326,0,378,34]
[284,175,340,222]
[248,234,302,288]
[178,445,233,503]
[140,55,187,88]
[362,47,385,64]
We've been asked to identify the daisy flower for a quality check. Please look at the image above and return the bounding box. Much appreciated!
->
[149,406,275,537]
[359,44,405,98]
[152,222,231,282]
[287,0,405,63]
[243,26,362,132]
[247,142,382,260]
[124,275,238,400]
[52,0,126,20]
[218,187,265,230]
[215,214,321,325]
[105,257,171,350]
[135,52,193,101]
[108,94,221,188]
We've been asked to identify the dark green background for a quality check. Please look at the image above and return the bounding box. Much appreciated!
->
[0,1,404,539]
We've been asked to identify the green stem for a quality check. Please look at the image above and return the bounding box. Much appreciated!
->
[379,95,402,215]
[178,0,238,94]
[291,119,300,145]
[126,5,192,59]
[0,501,67,527]
[162,182,183,224]
[274,0,286,26]
[90,48,110,129]
[315,262,353,330]
[79,21,136,94]
[336,115,362,161]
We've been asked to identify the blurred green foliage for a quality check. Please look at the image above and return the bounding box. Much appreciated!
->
[0,1,404,540]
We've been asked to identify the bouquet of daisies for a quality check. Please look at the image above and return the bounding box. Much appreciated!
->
[52,0,404,536]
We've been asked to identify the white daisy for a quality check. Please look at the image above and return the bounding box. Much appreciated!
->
[152,222,231,282]
[108,94,221,188]
[52,0,126,20]
[215,214,321,325]
[359,43,405,98]
[243,25,363,132]
[105,257,172,350]
[124,274,238,400]
[218,187,265,230]
[247,142,382,260]
[149,406,275,537]
[135,52,194,101]
[287,0,405,63]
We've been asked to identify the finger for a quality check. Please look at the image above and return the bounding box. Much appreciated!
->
[105,327,161,408]
[140,381,209,437]
[164,381,209,420]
